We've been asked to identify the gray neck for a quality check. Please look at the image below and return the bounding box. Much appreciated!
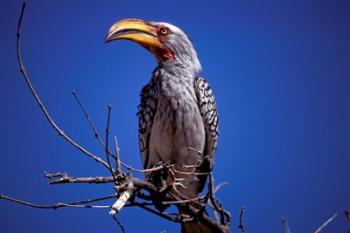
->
[158,59,198,81]
[159,34,202,77]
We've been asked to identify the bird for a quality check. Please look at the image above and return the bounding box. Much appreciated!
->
[106,18,219,233]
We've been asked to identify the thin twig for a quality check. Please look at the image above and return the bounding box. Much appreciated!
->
[16,2,110,170]
[105,105,116,180]
[208,172,228,225]
[238,207,247,233]
[281,217,292,233]
[213,182,229,194]
[114,136,122,173]
[172,167,209,176]
[162,196,204,205]
[72,91,157,175]
[71,91,153,174]
[112,215,126,233]
[72,91,106,148]
[314,213,338,233]
[0,194,116,209]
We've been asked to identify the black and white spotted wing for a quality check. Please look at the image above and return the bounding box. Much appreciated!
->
[137,76,157,169]
[193,76,219,162]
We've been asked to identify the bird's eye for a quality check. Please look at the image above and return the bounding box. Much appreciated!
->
[159,27,169,36]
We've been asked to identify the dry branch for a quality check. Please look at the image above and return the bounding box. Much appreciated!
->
[0,194,115,209]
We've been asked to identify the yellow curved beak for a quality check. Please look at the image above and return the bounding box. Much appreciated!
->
[105,18,162,50]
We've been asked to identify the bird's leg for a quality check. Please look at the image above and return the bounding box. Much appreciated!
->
[167,167,187,192]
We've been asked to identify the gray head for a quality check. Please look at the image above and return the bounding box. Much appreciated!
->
[105,18,201,76]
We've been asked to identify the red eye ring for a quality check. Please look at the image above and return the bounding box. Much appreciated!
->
[159,27,169,36]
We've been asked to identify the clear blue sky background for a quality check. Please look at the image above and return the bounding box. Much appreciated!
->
[0,0,349,232]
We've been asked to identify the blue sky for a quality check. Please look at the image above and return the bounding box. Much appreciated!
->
[0,0,349,232]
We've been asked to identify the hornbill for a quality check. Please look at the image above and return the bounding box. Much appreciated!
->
[106,19,219,233]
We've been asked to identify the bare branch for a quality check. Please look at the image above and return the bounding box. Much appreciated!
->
[314,213,338,233]
[112,215,126,233]
[71,91,155,175]
[238,207,247,233]
[105,105,117,179]
[72,91,106,148]
[45,173,115,185]
[208,172,231,225]
[120,161,174,174]
[0,193,116,210]
[172,167,209,176]
[45,173,158,194]
[114,136,122,173]
[162,196,204,205]
[16,2,110,170]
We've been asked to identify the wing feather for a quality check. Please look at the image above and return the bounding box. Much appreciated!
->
[193,76,219,176]
[137,77,157,169]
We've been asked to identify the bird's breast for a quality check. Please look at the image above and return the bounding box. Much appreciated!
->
[149,77,205,166]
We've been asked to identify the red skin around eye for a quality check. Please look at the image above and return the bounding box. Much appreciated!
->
[155,26,174,60]
[156,27,169,43]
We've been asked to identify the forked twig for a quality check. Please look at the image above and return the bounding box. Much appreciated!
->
[72,91,107,148]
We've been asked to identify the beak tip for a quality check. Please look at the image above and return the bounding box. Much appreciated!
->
[105,34,112,43]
